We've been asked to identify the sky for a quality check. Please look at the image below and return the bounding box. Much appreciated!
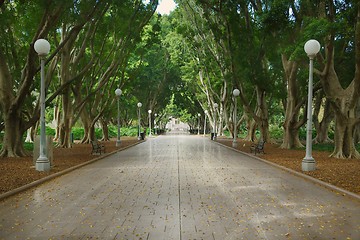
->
[156,0,177,15]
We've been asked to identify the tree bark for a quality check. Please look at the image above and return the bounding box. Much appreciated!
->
[0,52,28,157]
[280,55,305,149]
[313,93,334,144]
[313,0,360,158]
[1,112,28,157]
[100,118,110,141]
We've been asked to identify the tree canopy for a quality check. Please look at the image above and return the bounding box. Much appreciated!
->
[0,0,360,159]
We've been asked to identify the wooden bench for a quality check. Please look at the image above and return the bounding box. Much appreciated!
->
[90,140,105,155]
[250,140,265,155]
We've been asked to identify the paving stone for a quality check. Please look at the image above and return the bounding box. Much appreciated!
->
[0,135,359,239]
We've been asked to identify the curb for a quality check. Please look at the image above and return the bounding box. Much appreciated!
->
[212,140,360,202]
[0,140,145,201]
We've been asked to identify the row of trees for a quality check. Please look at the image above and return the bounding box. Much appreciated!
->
[1,0,360,160]
[164,0,360,159]
[0,0,181,157]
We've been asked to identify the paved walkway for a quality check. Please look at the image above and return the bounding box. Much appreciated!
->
[0,135,359,239]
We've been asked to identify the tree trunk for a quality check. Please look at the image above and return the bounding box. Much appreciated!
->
[0,113,28,157]
[355,99,360,143]
[313,95,334,144]
[244,111,257,142]
[330,104,360,158]
[53,104,61,142]
[280,55,305,149]
[0,53,29,157]
[25,126,36,143]
[100,119,110,141]
[281,125,303,149]
[254,86,270,142]
[58,90,73,148]
[354,124,360,144]
[58,32,73,147]
[80,111,92,143]
[81,122,96,144]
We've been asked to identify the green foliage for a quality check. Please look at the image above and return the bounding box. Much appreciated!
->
[269,125,283,140]
[120,127,141,137]
[0,142,34,151]
[36,127,56,136]
[71,128,85,140]
[107,126,140,137]
[24,142,34,151]
[95,128,103,139]
[259,0,291,35]
[312,143,334,152]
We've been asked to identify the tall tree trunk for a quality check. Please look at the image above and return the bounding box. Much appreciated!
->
[100,119,110,141]
[254,86,270,142]
[80,111,92,143]
[331,111,359,158]
[0,53,29,157]
[1,113,28,157]
[81,120,96,143]
[57,22,79,148]
[280,55,305,149]
[243,111,257,142]
[53,104,61,142]
[313,94,334,144]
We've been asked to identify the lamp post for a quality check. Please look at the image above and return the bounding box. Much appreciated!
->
[154,113,157,135]
[34,39,51,172]
[214,103,218,140]
[197,113,201,135]
[148,109,152,137]
[232,89,240,148]
[203,110,208,136]
[302,39,321,171]
[137,102,142,140]
[115,88,122,146]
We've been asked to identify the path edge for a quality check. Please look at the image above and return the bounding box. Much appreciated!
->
[212,140,360,202]
[0,140,145,201]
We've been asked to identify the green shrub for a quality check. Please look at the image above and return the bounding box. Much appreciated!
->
[312,143,334,152]
[299,127,317,140]
[71,128,84,140]
[108,126,117,138]
[35,127,56,136]
[223,130,230,137]
[269,125,283,140]
[24,142,34,151]
[120,127,139,137]
[95,128,102,139]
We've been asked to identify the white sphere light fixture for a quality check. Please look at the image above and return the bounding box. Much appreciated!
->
[148,109,152,114]
[115,88,122,97]
[304,39,321,57]
[233,89,240,97]
[137,102,142,108]
[34,39,50,56]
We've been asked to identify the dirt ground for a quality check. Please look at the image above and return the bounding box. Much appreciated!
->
[0,137,139,195]
[0,136,359,196]
[216,137,360,195]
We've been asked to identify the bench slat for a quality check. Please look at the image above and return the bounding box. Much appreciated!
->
[91,140,105,155]
[250,140,265,155]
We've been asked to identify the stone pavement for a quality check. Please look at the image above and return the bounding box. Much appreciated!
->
[0,135,359,239]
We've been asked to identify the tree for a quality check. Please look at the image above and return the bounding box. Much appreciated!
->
[314,0,360,158]
[0,1,69,157]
